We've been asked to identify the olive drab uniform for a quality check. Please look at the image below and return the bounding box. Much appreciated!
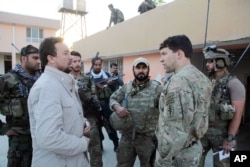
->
[76,74,103,167]
[200,72,236,167]
[109,79,162,167]
[0,65,40,167]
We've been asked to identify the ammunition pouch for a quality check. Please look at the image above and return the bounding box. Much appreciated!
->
[219,103,235,120]
[0,98,27,117]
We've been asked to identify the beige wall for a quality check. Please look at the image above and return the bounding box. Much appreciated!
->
[73,0,250,60]
[75,0,250,84]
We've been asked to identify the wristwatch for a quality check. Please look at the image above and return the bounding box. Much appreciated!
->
[227,134,235,142]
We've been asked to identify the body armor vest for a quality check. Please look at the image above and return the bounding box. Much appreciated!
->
[209,72,235,126]
[127,80,160,134]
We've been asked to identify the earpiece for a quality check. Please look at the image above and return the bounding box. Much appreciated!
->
[215,59,225,69]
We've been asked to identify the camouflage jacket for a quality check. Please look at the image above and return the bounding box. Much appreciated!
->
[0,65,40,135]
[75,73,102,121]
[110,8,124,25]
[155,65,212,162]
[110,79,162,134]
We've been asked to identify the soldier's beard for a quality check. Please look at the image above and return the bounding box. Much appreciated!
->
[134,72,149,82]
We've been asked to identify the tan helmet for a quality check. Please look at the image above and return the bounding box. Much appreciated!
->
[203,45,234,69]
[109,112,133,131]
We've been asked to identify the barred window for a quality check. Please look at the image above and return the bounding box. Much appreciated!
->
[102,58,123,75]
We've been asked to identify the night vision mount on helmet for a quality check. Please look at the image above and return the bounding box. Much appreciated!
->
[203,45,235,69]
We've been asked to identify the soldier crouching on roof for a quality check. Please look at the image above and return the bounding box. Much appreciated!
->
[0,45,41,167]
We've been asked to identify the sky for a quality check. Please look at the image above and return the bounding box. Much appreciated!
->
[0,0,173,44]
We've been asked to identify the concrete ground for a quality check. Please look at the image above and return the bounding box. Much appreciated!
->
[1,113,249,167]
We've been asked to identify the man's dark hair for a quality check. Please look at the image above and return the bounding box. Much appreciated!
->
[39,37,63,69]
[91,56,102,65]
[159,34,193,58]
[110,63,118,68]
[71,51,81,58]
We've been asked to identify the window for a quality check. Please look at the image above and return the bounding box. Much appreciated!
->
[103,58,123,75]
[26,28,43,43]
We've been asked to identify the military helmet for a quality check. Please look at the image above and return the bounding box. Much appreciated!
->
[109,112,133,131]
[203,45,233,67]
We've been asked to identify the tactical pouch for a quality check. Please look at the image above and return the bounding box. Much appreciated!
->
[10,99,24,117]
[219,103,235,120]
[0,100,12,116]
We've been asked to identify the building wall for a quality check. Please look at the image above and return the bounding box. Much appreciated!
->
[73,0,250,59]
[0,12,60,74]
[74,0,250,84]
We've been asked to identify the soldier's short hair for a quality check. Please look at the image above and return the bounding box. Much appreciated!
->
[71,51,82,58]
[159,34,193,59]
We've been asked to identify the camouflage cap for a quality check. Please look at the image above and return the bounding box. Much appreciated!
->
[133,57,150,67]
[109,112,133,131]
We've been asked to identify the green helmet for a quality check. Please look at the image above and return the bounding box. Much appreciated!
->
[203,45,233,67]
[109,112,133,131]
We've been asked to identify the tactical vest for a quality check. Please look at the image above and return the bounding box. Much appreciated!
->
[77,74,96,101]
[92,73,113,100]
[77,74,101,117]
[126,80,160,134]
[209,73,235,126]
[0,72,33,118]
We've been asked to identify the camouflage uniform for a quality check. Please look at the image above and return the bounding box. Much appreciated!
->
[138,0,156,14]
[0,64,40,167]
[76,74,103,167]
[110,8,124,25]
[155,65,212,167]
[200,72,237,167]
[110,79,162,167]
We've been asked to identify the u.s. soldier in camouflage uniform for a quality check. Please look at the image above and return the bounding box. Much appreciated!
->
[69,51,103,167]
[0,45,41,167]
[110,57,162,167]
[200,46,246,167]
[155,35,212,167]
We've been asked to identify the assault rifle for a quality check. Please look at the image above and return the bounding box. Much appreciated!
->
[96,74,125,89]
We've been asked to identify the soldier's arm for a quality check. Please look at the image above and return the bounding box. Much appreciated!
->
[227,78,246,137]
